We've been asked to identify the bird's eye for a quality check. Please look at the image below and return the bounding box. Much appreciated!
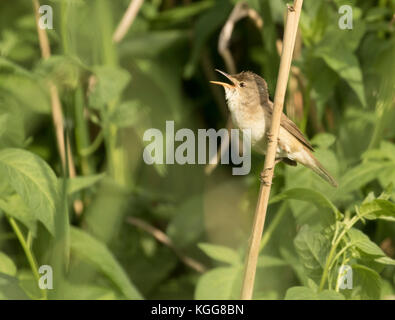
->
[239,82,245,87]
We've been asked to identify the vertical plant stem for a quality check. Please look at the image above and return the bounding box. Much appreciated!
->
[32,0,76,178]
[240,0,303,300]
[96,0,128,186]
[7,216,47,300]
[74,87,95,175]
[59,1,95,177]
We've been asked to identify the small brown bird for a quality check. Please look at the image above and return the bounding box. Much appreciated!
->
[211,69,338,187]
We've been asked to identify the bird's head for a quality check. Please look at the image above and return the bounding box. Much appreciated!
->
[210,69,269,106]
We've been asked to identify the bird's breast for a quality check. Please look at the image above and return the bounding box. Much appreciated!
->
[226,97,267,145]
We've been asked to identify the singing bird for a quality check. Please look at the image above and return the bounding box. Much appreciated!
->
[211,69,338,187]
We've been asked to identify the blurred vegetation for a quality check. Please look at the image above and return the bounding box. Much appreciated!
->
[0,0,394,300]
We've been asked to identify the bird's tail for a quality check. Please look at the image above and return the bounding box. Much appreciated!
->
[299,149,338,188]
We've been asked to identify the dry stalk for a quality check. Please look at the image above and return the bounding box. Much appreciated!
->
[126,217,207,274]
[240,0,304,300]
[32,0,83,214]
[113,0,145,43]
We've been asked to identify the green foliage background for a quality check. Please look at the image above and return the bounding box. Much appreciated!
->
[0,0,394,300]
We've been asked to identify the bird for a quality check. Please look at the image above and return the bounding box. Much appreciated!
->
[210,69,338,187]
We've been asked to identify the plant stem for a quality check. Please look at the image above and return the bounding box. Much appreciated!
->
[240,0,303,300]
[74,87,95,175]
[7,216,47,300]
[319,215,360,291]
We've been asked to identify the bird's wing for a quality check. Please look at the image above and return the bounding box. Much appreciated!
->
[280,113,314,151]
[266,101,314,151]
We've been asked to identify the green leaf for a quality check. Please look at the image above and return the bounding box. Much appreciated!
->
[0,148,59,234]
[285,286,315,299]
[347,228,384,256]
[0,193,37,236]
[257,255,288,268]
[0,108,25,149]
[285,286,345,300]
[360,199,395,220]
[0,274,29,299]
[0,252,17,276]
[70,227,142,299]
[294,225,330,283]
[316,50,366,107]
[88,66,131,109]
[34,55,83,90]
[336,161,394,196]
[270,188,339,219]
[198,243,240,266]
[195,267,240,300]
[66,173,105,195]
[109,100,142,128]
[310,133,337,149]
[352,264,381,300]
[0,74,50,113]
[375,256,395,266]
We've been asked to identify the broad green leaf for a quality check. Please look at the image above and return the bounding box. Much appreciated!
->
[270,188,339,219]
[360,199,395,220]
[109,100,142,128]
[0,148,59,234]
[257,255,288,268]
[294,225,330,283]
[66,173,105,195]
[285,286,345,300]
[0,107,25,149]
[0,274,29,300]
[347,228,384,256]
[311,133,336,149]
[0,193,37,236]
[34,55,83,90]
[195,266,240,300]
[0,252,17,276]
[317,290,345,300]
[198,243,240,266]
[336,161,394,196]
[352,264,381,300]
[375,256,395,266]
[316,50,366,107]
[70,227,142,299]
[88,66,131,109]
[285,286,316,300]
[0,74,50,113]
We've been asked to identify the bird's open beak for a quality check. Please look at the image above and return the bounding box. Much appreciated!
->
[210,69,236,89]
